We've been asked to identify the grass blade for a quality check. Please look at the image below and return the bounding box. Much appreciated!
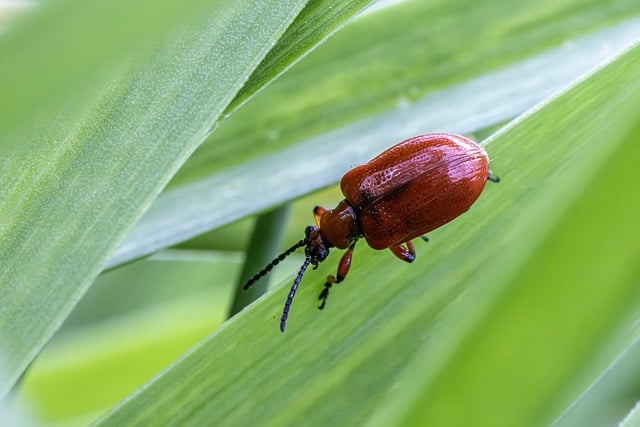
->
[0,0,313,397]
[107,7,640,268]
[94,40,640,427]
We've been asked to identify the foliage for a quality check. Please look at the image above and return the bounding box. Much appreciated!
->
[1,0,640,425]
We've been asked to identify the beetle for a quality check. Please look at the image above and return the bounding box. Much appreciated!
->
[242,133,499,332]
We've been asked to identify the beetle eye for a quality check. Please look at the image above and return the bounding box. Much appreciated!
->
[304,225,318,237]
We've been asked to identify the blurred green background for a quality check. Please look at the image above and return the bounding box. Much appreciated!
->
[2,0,640,426]
[17,187,338,424]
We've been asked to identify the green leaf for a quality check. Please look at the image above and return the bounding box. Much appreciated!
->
[226,1,376,114]
[94,40,640,426]
[620,403,640,427]
[0,0,374,398]
[172,0,640,187]
[554,335,640,426]
[107,4,640,268]
[0,0,210,141]
[18,250,303,423]
[6,0,640,425]
[393,41,640,427]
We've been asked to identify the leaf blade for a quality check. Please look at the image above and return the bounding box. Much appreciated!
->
[0,0,311,397]
[107,15,640,268]
[95,35,640,427]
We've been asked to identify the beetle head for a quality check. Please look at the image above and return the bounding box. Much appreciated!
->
[304,225,330,267]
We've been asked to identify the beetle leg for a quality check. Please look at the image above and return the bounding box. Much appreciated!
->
[487,171,500,183]
[389,241,415,263]
[318,242,355,310]
[420,235,429,242]
[313,206,328,226]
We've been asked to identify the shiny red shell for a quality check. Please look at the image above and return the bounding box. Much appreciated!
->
[317,132,489,250]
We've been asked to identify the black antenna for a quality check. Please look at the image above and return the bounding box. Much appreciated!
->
[242,239,306,291]
[280,256,312,332]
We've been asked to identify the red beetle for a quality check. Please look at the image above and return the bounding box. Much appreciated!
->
[243,133,499,332]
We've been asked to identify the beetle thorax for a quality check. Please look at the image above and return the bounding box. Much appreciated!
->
[316,199,361,250]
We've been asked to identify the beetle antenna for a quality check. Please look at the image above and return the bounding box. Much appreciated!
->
[242,239,306,291]
[280,256,312,332]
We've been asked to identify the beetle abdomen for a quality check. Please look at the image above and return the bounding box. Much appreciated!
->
[341,133,489,249]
